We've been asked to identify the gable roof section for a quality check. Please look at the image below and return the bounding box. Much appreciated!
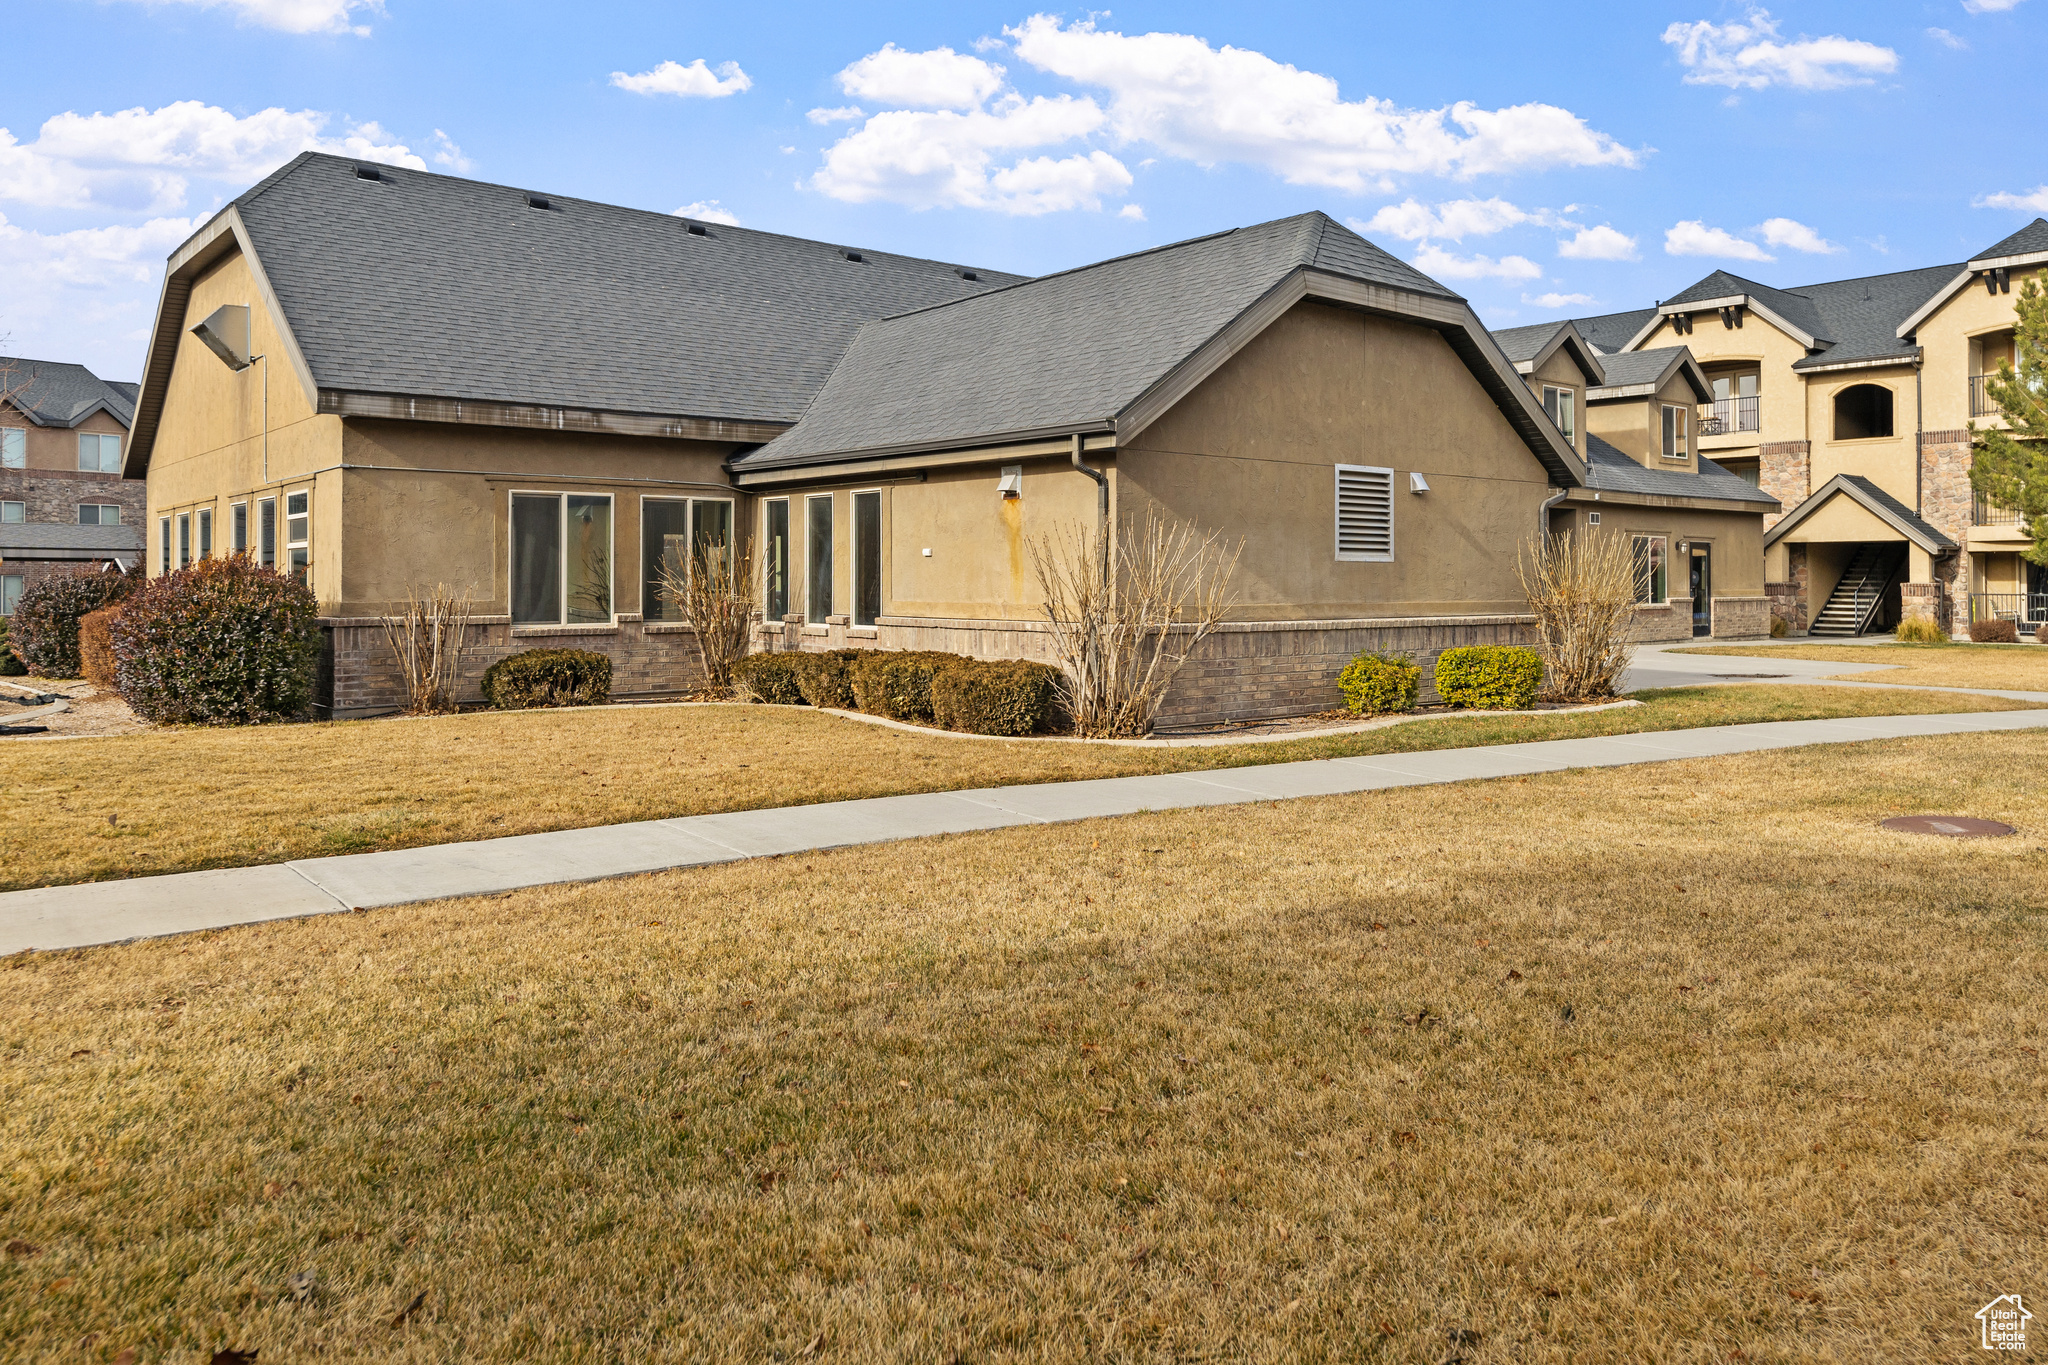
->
[1763,473,1956,552]
[736,213,1588,487]
[1974,217,2048,264]
[127,153,1027,471]
[1491,321,1605,385]
[1581,436,1778,509]
[1585,345,1708,402]
[1895,217,2048,338]
[1569,308,1657,356]
[1623,261,1970,372]
[0,356,137,429]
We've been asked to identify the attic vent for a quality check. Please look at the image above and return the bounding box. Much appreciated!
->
[686,223,709,236]
[1334,464,1394,563]
[956,268,979,281]
[354,165,384,182]
[840,249,863,262]
[527,193,551,210]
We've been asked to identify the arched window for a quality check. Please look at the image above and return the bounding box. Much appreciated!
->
[1833,383,1895,441]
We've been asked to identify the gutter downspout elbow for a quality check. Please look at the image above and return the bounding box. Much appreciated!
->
[1539,487,1569,556]
[1071,433,1109,580]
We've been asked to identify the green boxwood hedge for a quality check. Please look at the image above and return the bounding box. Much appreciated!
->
[931,658,1062,736]
[1434,645,1545,710]
[1336,650,1420,715]
[792,649,864,710]
[730,652,806,705]
[481,648,612,709]
[849,650,973,722]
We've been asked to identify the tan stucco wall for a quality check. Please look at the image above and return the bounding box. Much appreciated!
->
[1804,365,1919,507]
[1121,301,1552,620]
[1586,369,1703,471]
[1915,263,2038,432]
[1636,313,1807,454]
[1556,503,1765,596]
[1526,348,1587,459]
[1774,495,1903,546]
[0,400,130,472]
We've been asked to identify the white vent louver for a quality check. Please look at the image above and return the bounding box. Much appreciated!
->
[1335,464,1394,562]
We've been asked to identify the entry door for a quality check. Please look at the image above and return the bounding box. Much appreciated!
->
[1690,545,1712,636]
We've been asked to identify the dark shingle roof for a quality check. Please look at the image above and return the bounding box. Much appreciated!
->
[1583,435,1778,507]
[740,213,1462,468]
[1589,346,1687,389]
[0,357,136,429]
[1491,321,1567,365]
[1650,261,1969,371]
[230,153,1029,425]
[1568,308,1657,355]
[1974,217,2048,262]
[0,523,144,553]
[1663,270,1832,345]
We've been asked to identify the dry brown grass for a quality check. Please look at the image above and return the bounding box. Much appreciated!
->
[0,685,2031,893]
[3,732,2043,1363]
[0,685,2031,892]
[1679,642,2048,693]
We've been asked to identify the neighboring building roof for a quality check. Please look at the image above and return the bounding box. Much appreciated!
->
[1763,472,1956,552]
[0,523,144,556]
[734,213,1588,485]
[1491,321,1566,364]
[1582,436,1779,508]
[1490,320,1604,385]
[0,356,137,429]
[1974,217,2048,264]
[1586,345,1709,402]
[130,153,1030,467]
[1566,308,1657,356]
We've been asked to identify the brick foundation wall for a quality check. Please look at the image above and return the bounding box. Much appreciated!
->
[1710,596,1771,639]
[1627,604,1692,643]
[1758,441,1810,533]
[1920,429,1975,633]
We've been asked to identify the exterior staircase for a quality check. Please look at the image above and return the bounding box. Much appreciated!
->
[1809,545,1905,637]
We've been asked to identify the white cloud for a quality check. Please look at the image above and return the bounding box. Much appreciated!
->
[1926,27,1968,48]
[1756,216,1838,253]
[1976,186,2048,211]
[673,200,741,226]
[429,130,472,174]
[1004,15,1640,187]
[1962,0,2024,11]
[1117,203,1145,221]
[807,107,866,125]
[1524,291,1595,309]
[836,44,1005,110]
[610,59,752,99]
[1356,197,1558,242]
[1557,224,1638,260]
[113,0,378,36]
[1662,10,1898,90]
[0,210,201,372]
[0,101,423,212]
[1664,220,1775,261]
[1412,244,1542,281]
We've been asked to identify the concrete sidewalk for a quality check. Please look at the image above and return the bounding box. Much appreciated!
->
[5,706,2044,956]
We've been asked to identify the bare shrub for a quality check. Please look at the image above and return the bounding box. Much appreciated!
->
[1030,511,1242,737]
[656,537,757,694]
[1517,529,1638,701]
[380,584,474,714]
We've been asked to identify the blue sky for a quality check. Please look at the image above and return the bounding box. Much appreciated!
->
[4,0,2043,379]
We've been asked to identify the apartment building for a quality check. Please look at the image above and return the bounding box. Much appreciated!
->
[0,356,146,616]
[1565,218,2046,635]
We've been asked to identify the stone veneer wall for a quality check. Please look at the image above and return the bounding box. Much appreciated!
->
[1766,544,1809,633]
[0,467,146,526]
[1757,440,1810,533]
[1919,429,1976,633]
[316,615,707,718]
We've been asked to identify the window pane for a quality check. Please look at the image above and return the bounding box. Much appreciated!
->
[692,499,734,576]
[1559,391,1574,443]
[511,494,562,624]
[102,505,120,525]
[100,435,122,472]
[765,500,790,620]
[198,508,212,556]
[1542,387,1559,426]
[1,502,23,523]
[1661,407,1676,457]
[1737,373,1757,398]
[641,499,689,622]
[178,514,191,567]
[0,429,23,469]
[853,490,881,627]
[77,504,98,526]
[259,499,276,567]
[160,518,171,575]
[565,494,612,624]
[290,548,309,587]
[0,575,19,616]
[233,504,247,553]
[806,495,833,625]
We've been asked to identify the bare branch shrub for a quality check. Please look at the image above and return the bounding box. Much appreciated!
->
[1030,511,1242,737]
[656,537,757,694]
[380,584,474,714]
[1517,529,1638,701]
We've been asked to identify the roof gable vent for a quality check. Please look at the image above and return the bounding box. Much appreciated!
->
[354,165,384,182]
[526,193,552,211]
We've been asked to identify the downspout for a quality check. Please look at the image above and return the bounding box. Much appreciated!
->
[1071,433,1108,583]
[1539,487,1569,555]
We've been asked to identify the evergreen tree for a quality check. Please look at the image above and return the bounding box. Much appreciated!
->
[1969,275,2048,564]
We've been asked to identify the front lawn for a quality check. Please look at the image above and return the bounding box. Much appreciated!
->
[1677,641,2048,692]
[0,683,2034,891]
[3,731,2041,1362]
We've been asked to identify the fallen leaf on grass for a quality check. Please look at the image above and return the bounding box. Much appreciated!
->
[5,1239,39,1258]
[755,1170,784,1192]
[210,1351,258,1365]
[70,1049,92,1059]
[1505,970,1523,982]
[113,1349,137,1365]
[799,1335,823,1357]
[390,1291,426,1328]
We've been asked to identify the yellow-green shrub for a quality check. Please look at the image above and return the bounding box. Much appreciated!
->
[1336,651,1419,715]
[931,659,1062,736]
[731,653,806,705]
[1434,645,1545,710]
[792,650,863,709]
[849,650,973,722]
[481,648,612,709]
[1895,618,1948,645]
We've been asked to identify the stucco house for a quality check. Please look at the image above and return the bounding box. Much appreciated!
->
[1559,218,2047,636]
[0,357,145,616]
[130,155,1768,723]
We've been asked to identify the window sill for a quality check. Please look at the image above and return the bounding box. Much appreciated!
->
[511,623,619,637]
[848,626,878,637]
[643,622,696,635]
[801,624,830,636]
[1632,603,1674,611]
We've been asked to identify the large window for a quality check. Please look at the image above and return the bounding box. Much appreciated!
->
[1542,386,1576,445]
[258,497,276,568]
[1661,405,1689,460]
[285,491,309,585]
[763,499,790,620]
[1833,383,1894,441]
[77,433,121,473]
[638,497,734,622]
[77,503,122,525]
[1334,464,1394,562]
[806,494,834,624]
[1,501,22,524]
[852,489,882,627]
[0,428,22,468]
[1632,535,1668,604]
[512,491,613,625]
[0,574,19,616]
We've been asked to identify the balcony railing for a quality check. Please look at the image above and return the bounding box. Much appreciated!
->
[1970,593,2048,626]
[1970,373,2000,419]
[1696,395,1760,437]
[1975,494,2025,527]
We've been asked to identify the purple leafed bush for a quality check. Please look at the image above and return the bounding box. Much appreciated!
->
[6,567,135,677]
[111,558,323,724]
